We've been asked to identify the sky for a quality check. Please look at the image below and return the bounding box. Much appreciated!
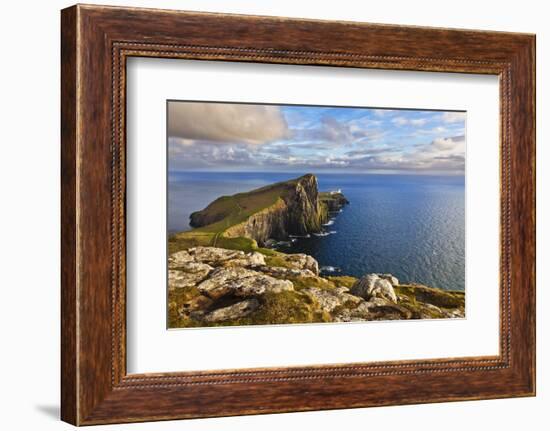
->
[167,101,466,175]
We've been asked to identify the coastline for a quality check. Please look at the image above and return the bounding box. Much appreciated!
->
[167,174,464,328]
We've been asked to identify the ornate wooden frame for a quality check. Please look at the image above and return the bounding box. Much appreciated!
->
[61,4,536,425]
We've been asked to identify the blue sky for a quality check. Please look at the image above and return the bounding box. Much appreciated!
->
[167,101,466,174]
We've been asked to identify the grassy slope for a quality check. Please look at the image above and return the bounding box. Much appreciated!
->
[192,179,298,233]
[169,177,306,254]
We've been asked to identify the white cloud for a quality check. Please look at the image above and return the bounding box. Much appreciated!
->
[372,109,391,117]
[441,112,466,124]
[168,102,289,145]
[392,117,428,126]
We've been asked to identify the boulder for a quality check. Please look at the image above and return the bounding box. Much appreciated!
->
[377,273,399,286]
[168,250,195,268]
[223,251,266,268]
[350,274,397,303]
[302,287,363,313]
[168,262,213,290]
[333,286,350,294]
[333,302,372,322]
[201,298,260,323]
[275,253,319,275]
[188,246,245,264]
[363,299,413,320]
[256,266,316,278]
[196,267,294,299]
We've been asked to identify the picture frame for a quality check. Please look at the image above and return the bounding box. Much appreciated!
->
[61,4,535,425]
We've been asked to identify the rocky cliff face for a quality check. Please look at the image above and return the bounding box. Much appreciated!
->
[225,174,329,244]
[190,174,347,245]
[224,198,290,245]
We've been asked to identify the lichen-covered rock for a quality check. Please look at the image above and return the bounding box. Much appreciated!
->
[443,308,465,318]
[201,298,260,323]
[168,250,195,268]
[223,251,266,268]
[188,246,245,264]
[377,273,399,286]
[350,274,398,303]
[196,267,293,299]
[275,253,320,275]
[168,262,213,290]
[333,302,372,322]
[256,266,316,278]
[333,286,350,294]
[363,298,412,320]
[302,287,363,313]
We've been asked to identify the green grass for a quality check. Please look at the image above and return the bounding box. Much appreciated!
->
[169,290,332,329]
[325,275,358,288]
[167,285,203,328]
[168,231,259,254]
[192,185,288,234]
[285,275,336,291]
[238,290,331,325]
[263,254,297,269]
[395,284,465,309]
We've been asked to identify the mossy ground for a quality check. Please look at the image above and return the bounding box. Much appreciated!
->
[395,284,465,308]
[325,275,358,288]
[169,289,331,328]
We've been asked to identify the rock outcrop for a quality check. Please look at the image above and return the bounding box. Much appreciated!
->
[350,273,398,303]
[167,246,465,328]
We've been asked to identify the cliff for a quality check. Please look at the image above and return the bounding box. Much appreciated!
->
[188,174,348,245]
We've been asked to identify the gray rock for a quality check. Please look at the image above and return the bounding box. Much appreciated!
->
[256,266,316,278]
[274,253,319,275]
[333,286,350,294]
[364,298,412,320]
[333,302,372,322]
[422,303,443,314]
[168,250,195,268]
[377,273,399,286]
[168,262,213,290]
[196,267,294,299]
[202,298,260,323]
[303,287,363,313]
[223,251,266,268]
[350,274,397,303]
[188,246,245,264]
[442,308,465,318]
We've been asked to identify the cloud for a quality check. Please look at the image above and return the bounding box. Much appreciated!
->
[168,102,289,145]
[168,139,258,170]
[441,112,466,124]
[392,117,428,126]
[372,109,392,117]
[432,135,464,151]
[293,115,381,146]
[167,102,466,174]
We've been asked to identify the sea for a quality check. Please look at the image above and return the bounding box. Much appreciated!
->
[168,171,465,291]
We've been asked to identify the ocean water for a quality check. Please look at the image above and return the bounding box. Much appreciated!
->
[168,171,465,291]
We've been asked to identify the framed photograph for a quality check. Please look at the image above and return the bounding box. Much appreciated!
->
[61,4,536,425]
